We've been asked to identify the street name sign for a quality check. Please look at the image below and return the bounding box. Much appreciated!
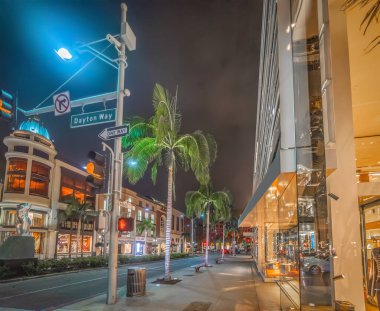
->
[70,109,116,128]
[54,91,71,116]
[98,124,130,140]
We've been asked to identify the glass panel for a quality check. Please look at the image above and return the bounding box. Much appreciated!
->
[3,210,16,226]
[6,158,27,193]
[291,0,332,308]
[32,232,45,254]
[30,212,46,228]
[57,233,70,254]
[30,161,50,197]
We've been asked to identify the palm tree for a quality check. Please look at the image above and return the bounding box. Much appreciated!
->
[225,217,240,256]
[136,219,156,255]
[185,183,231,266]
[64,196,95,258]
[215,205,231,260]
[122,83,216,280]
[181,231,191,253]
[58,202,76,258]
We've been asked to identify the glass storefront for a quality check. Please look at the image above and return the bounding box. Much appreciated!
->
[360,195,380,311]
[57,233,93,256]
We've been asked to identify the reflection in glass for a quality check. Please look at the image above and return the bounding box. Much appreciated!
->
[290,0,332,308]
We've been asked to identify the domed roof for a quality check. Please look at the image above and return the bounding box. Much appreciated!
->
[19,116,50,140]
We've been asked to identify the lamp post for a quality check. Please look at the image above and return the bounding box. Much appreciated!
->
[107,3,128,305]
[45,3,134,304]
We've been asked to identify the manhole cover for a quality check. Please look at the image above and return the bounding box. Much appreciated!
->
[183,301,212,311]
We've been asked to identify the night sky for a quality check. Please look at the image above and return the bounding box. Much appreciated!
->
[0,0,262,215]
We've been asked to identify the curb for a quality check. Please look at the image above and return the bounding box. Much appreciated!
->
[0,255,197,284]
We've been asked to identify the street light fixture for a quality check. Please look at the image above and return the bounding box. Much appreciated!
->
[55,47,73,60]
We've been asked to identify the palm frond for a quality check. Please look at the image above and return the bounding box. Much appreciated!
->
[122,117,152,151]
[136,219,155,235]
[152,83,178,142]
[124,137,161,184]
[185,190,205,217]
[176,132,211,183]
[342,0,380,36]
[366,35,380,51]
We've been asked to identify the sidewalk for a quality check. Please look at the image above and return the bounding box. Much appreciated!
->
[57,255,280,311]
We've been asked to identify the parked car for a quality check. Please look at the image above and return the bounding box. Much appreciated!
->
[302,255,330,275]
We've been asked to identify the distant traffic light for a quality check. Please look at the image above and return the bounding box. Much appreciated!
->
[0,89,15,123]
[85,151,105,189]
[118,217,134,232]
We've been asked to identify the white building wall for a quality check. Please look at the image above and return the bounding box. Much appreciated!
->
[326,0,365,308]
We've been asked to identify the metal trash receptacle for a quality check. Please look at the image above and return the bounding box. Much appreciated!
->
[126,267,146,297]
[335,301,355,311]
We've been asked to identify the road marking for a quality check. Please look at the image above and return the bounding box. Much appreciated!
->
[0,259,202,301]
[0,274,126,301]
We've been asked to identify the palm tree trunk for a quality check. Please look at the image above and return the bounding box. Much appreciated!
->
[222,224,225,260]
[191,217,194,256]
[81,219,84,258]
[164,152,174,280]
[205,205,210,266]
[232,231,235,256]
[144,230,147,255]
[76,217,82,258]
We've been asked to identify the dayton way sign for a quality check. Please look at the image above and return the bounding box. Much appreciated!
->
[98,124,130,140]
[70,109,116,128]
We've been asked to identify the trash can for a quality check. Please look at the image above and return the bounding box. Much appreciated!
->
[126,267,146,297]
[335,301,355,311]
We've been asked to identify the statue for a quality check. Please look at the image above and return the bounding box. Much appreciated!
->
[16,203,32,236]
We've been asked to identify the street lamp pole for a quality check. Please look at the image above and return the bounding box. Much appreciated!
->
[107,3,128,305]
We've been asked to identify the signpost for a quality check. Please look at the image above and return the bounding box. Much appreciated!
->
[98,124,130,140]
[70,109,116,128]
[54,91,71,116]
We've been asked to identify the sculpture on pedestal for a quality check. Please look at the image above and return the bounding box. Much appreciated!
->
[16,203,32,236]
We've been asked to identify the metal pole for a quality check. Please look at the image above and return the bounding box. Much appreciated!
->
[107,3,127,305]
[191,217,194,256]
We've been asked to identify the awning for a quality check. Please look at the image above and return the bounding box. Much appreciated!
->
[239,152,281,227]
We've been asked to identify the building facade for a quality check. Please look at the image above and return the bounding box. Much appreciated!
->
[0,117,97,259]
[97,189,187,256]
[239,0,379,310]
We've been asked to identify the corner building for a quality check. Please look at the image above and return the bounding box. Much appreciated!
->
[240,0,380,310]
[0,117,97,259]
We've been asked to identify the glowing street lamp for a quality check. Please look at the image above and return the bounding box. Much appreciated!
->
[55,48,73,60]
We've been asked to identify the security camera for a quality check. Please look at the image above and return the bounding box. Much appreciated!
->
[123,89,131,97]
[328,193,339,201]
[106,34,122,49]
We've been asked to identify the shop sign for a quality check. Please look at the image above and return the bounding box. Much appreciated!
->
[243,232,254,237]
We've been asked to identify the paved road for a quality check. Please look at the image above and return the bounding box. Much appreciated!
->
[0,255,216,311]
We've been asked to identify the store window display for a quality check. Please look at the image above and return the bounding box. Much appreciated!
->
[362,201,380,311]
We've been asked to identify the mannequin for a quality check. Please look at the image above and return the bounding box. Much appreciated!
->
[368,247,380,310]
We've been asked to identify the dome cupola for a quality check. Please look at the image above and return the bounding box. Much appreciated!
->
[19,116,50,140]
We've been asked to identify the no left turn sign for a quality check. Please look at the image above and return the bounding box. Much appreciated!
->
[54,91,71,116]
